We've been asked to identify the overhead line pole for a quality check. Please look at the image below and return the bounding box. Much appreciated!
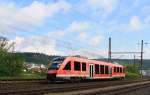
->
[108,37,111,62]
[140,40,143,78]
[133,54,136,66]
[137,40,150,78]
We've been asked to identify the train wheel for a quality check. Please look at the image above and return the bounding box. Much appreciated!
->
[120,77,125,80]
[70,77,81,83]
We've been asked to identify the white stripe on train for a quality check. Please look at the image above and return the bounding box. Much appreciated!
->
[56,74,125,78]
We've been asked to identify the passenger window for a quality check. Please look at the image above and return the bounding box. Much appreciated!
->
[100,65,104,74]
[120,67,122,73]
[82,62,86,71]
[105,66,109,74]
[63,61,71,70]
[95,64,99,74]
[117,67,120,73]
[114,67,117,73]
[74,61,81,71]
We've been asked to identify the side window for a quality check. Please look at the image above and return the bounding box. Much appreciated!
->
[82,62,86,71]
[63,61,71,70]
[95,64,99,74]
[100,65,104,74]
[114,67,116,73]
[105,66,109,74]
[74,61,81,71]
[120,67,122,73]
[117,67,120,73]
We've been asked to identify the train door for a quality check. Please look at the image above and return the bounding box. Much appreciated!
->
[109,66,112,77]
[89,64,94,77]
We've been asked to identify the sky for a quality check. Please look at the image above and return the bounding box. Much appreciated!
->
[0,0,150,59]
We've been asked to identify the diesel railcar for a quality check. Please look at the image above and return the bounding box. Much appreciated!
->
[47,56,125,81]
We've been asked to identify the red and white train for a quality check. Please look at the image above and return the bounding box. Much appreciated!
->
[47,56,125,81]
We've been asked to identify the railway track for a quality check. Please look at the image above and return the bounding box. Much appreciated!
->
[0,78,150,95]
[64,79,150,95]
[0,79,46,83]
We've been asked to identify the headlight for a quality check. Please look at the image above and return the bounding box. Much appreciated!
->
[57,64,61,68]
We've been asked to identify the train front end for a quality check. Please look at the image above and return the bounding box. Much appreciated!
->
[47,57,65,81]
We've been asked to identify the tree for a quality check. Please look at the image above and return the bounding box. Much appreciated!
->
[0,36,8,50]
[0,36,24,77]
[125,64,140,78]
[0,36,15,52]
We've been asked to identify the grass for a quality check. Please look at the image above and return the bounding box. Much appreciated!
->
[0,71,46,80]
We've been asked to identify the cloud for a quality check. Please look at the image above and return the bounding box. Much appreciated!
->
[89,36,102,46]
[53,21,103,47]
[10,21,91,55]
[80,0,119,18]
[87,0,119,13]
[129,16,142,31]
[52,21,103,47]
[75,0,120,23]
[11,21,103,57]
[142,5,150,14]
[132,0,140,7]
[0,1,71,34]
[66,21,90,33]
[78,32,88,42]
[108,16,143,32]
[48,21,92,49]
[144,15,150,25]
[20,1,71,22]
[52,21,91,37]
[12,36,63,55]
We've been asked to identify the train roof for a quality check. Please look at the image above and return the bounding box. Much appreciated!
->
[50,56,124,67]
[51,56,66,61]
[66,56,124,67]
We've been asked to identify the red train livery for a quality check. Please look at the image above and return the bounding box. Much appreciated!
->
[47,56,125,81]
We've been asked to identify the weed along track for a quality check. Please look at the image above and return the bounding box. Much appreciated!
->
[0,78,150,95]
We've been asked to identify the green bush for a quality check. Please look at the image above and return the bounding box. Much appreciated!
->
[126,71,140,78]
[0,50,24,77]
[125,64,140,78]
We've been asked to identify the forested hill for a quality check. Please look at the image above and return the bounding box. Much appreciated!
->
[112,59,150,69]
[16,52,61,64]
[95,59,150,69]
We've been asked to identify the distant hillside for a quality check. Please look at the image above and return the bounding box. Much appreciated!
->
[16,52,61,64]
[112,59,150,70]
